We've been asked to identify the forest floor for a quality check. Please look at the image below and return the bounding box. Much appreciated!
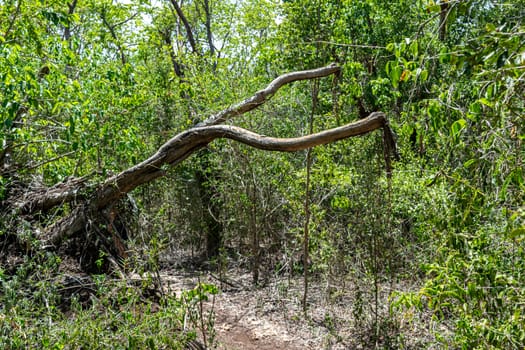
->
[159,254,432,350]
[200,277,311,350]
[162,269,322,349]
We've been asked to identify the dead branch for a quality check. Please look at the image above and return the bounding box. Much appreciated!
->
[44,112,395,246]
[16,176,90,214]
[96,112,391,209]
[8,64,396,250]
[197,63,341,126]
[15,65,340,218]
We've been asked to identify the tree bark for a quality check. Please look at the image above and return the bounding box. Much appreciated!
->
[203,0,215,57]
[161,26,185,78]
[63,0,78,42]
[439,1,449,42]
[7,64,398,264]
[168,0,198,54]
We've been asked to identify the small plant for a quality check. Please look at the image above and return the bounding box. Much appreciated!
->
[180,281,219,349]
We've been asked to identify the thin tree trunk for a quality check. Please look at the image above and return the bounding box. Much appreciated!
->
[303,79,319,313]
[203,0,214,56]
[161,27,185,78]
[250,178,259,285]
[203,0,217,70]
[439,1,449,42]
[64,0,78,42]
[100,10,127,65]
[195,150,223,259]
[168,0,198,54]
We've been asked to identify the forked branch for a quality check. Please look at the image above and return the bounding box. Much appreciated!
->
[29,64,398,247]
[45,112,396,245]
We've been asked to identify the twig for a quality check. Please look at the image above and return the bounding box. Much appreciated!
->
[307,40,386,49]
[208,272,242,290]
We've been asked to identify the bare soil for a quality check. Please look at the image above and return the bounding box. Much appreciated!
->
[155,249,434,350]
[162,270,319,349]
[159,266,433,350]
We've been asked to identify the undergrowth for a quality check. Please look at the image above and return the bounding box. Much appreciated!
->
[0,251,217,349]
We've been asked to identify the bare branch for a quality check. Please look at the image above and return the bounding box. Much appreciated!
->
[16,176,90,214]
[198,63,342,126]
[203,0,215,57]
[195,112,388,152]
[38,64,397,247]
[45,112,394,246]
[35,65,344,243]
[45,206,88,246]
[100,10,127,65]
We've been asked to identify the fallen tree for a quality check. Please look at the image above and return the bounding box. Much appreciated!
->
[1,63,398,272]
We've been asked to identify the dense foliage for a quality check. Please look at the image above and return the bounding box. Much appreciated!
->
[1,0,523,348]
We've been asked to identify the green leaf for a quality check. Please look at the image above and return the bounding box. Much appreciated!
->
[427,3,441,13]
[409,41,419,57]
[439,48,450,64]
[420,69,428,82]
[464,159,476,168]
[485,23,496,32]
[478,98,493,108]
[469,101,481,115]
[450,119,467,140]
[389,65,403,88]
[506,227,525,240]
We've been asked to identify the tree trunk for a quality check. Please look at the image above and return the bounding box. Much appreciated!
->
[3,64,399,272]
[194,149,223,259]
[168,0,198,54]
[439,1,449,42]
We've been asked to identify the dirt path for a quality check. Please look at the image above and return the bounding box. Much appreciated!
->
[161,270,322,350]
[212,289,307,350]
[155,250,431,350]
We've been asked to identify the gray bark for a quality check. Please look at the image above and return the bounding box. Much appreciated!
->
[9,64,397,249]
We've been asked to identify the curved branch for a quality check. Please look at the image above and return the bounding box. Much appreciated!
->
[98,112,388,207]
[45,112,395,246]
[39,64,353,244]
[197,63,341,126]
[21,65,339,218]
[193,112,388,152]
